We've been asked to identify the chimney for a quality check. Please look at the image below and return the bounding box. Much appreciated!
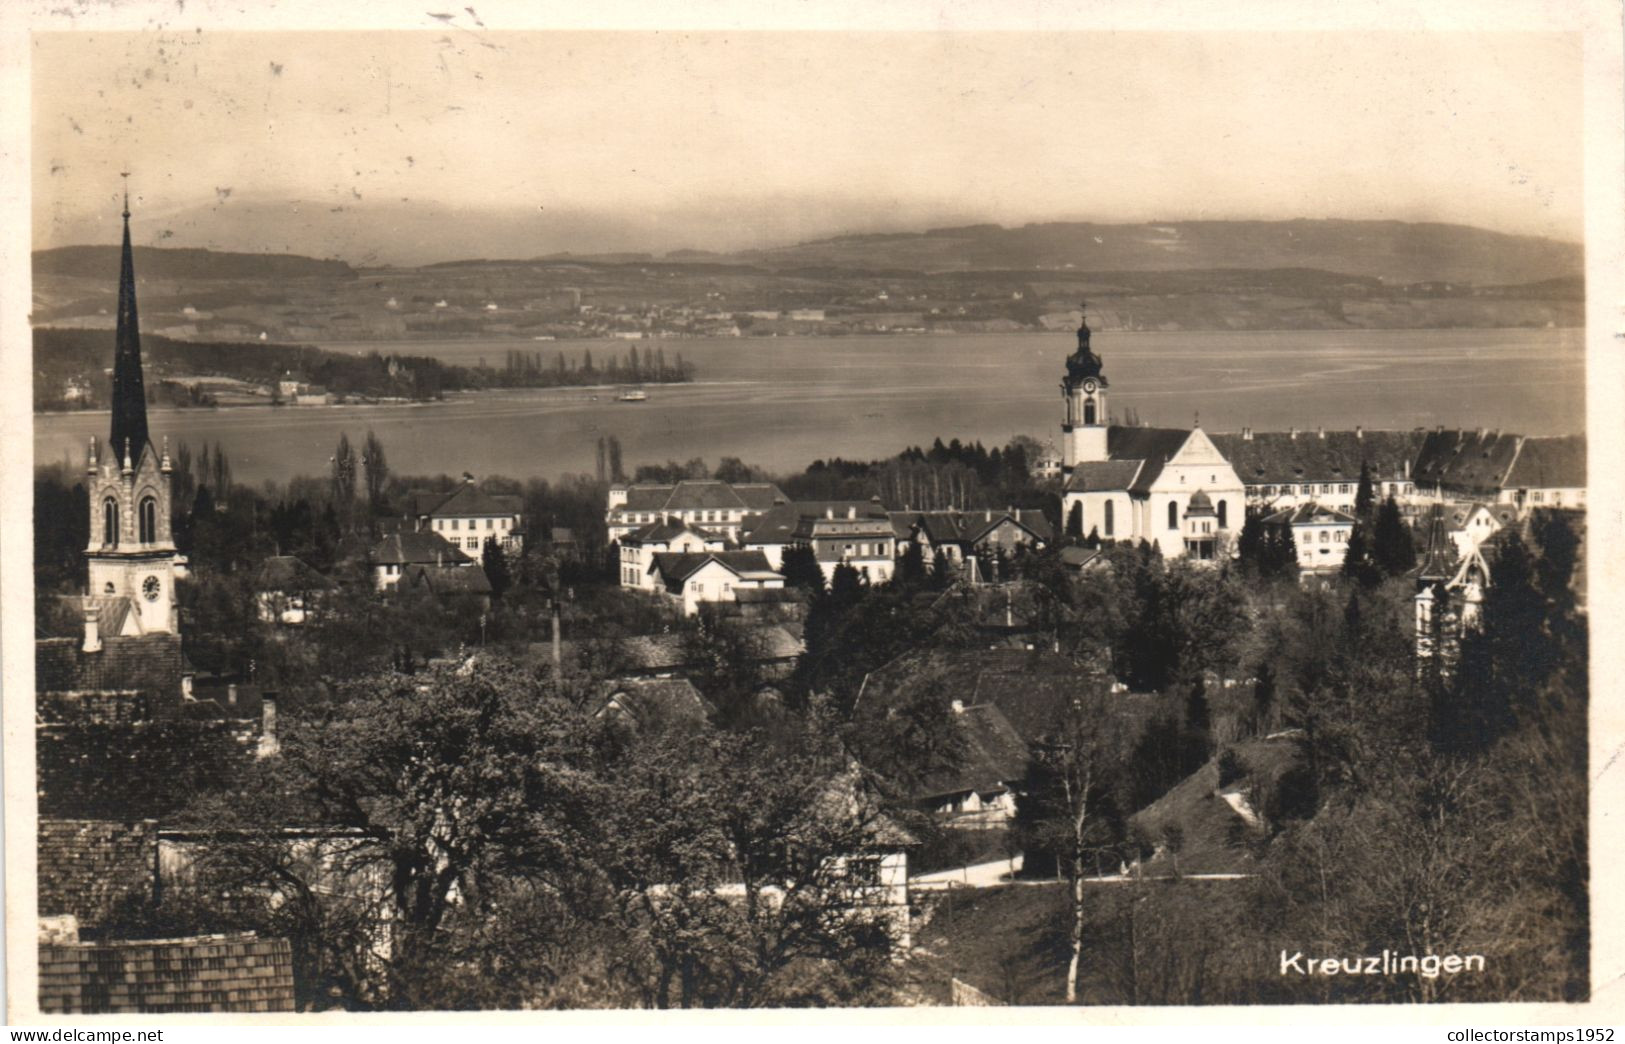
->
[847,506,856,519]
[1289,428,1298,440]
[227,683,238,706]
[81,603,101,654]
[1355,426,1363,439]
[257,693,280,758]
[1317,427,1325,439]
[950,699,964,714]
[826,507,834,520]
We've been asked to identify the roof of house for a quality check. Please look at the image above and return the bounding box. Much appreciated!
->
[1412,429,1524,496]
[371,531,472,567]
[254,555,334,592]
[890,509,1054,546]
[649,550,780,586]
[39,932,296,1014]
[1064,459,1145,493]
[36,634,186,699]
[402,563,493,596]
[38,718,265,821]
[621,520,726,546]
[1261,502,1358,526]
[745,500,891,544]
[1504,434,1585,490]
[1058,546,1105,569]
[37,818,159,929]
[618,480,787,514]
[411,483,523,519]
[1209,429,1427,486]
[916,703,1031,802]
[597,677,712,729]
[547,624,802,675]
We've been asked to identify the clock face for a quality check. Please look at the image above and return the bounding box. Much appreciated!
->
[1083,379,1098,394]
[142,576,161,602]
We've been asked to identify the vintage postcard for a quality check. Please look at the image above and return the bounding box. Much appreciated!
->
[3,0,1622,1027]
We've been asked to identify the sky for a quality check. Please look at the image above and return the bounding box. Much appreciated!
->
[31,30,1584,264]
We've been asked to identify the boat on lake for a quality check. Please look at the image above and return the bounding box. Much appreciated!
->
[618,388,649,402]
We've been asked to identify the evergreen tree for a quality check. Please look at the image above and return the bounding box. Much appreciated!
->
[779,544,825,592]
[481,536,511,599]
[1066,502,1084,540]
[1341,520,1381,587]
[1372,496,1416,576]
[361,430,389,516]
[930,549,953,589]
[897,540,927,587]
[1354,460,1375,521]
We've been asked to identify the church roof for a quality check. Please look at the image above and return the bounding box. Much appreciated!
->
[1186,489,1215,513]
[109,193,151,467]
[1106,426,1194,491]
[1064,459,1144,493]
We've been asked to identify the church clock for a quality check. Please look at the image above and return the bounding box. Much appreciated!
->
[143,575,162,602]
[1083,379,1098,394]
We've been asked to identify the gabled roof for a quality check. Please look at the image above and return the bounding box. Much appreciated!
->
[1504,434,1585,490]
[1058,546,1105,569]
[621,520,726,546]
[1261,502,1357,526]
[1210,429,1427,486]
[1104,426,1194,491]
[254,555,334,592]
[1412,429,1524,496]
[39,932,296,1014]
[892,509,1053,546]
[618,480,788,513]
[746,500,891,543]
[36,634,185,698]
[402,563,493,595]
[417,483,523,519]
[37,818,159,928]
[1065,459,1144,493]
[597,677,711,729]
[649,550,780,587]
[371,531,472,566]
[917,703,1031,802]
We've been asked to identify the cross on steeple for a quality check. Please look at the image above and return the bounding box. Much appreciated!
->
[120,170,131,218]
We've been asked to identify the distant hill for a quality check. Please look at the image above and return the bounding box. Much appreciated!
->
[33,246,356,282]
[736,219,1583,285]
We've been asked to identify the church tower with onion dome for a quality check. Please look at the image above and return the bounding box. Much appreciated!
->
[1060,301,1109,474]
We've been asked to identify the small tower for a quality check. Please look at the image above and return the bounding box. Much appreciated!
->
[83,178,179,636]
[1060,301,1109,473]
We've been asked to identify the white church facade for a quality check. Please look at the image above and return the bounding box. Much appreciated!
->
[1056,309,1245,560]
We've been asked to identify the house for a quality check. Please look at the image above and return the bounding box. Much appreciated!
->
[39,929,295,1014]
[370,531,473,590]
[1413,504,1492,674]
[1260,502,1358,574]
[618,520,727,590]
[594,677,712,732]
[1057,545,1108,573]
[1443,501,1514,557]
[544,625,803,680]
[399,562,494,609]
[254,555,334,625]
[606,479,786,543]
[889,508,1053,572]
[648,550,786,616]
[1498,434,1586,512]
[915,702,1031,827]
[407,480,524,554]
[744,500,898,584]
[1210,427,1425,512]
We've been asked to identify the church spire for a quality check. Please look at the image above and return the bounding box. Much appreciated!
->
[110,173,150,463]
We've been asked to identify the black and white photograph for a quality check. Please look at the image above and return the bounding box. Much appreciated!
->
[4,0,1621,1022]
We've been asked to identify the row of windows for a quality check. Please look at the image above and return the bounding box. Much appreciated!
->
[434,517,510,532]
[1246,483,1417,497]
[101,496,161,547]
[619,510,740,525]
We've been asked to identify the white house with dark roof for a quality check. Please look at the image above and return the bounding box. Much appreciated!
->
[888,508,1053,569]
[606,479,786,543]
[647,550,787,615]
[1497,434,1586,512]
[1210,427,1425,512]
[743,500,898,584]
[1260,502,1357,573]
[408,480,524,555]
[371,531,474,590]
[617,520,727,589]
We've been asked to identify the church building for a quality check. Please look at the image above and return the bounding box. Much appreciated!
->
[1057,308,1245,559]
[80,185,183,642]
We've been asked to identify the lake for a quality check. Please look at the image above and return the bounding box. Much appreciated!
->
[34,329,1585,487]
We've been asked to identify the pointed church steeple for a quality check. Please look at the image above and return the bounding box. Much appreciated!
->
[110,175,149,463]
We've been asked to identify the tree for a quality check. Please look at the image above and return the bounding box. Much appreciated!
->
[1066,502,1084,540]
[780,544,825,592]
[1018,675,1130,1002]
[1354,460,1375,522]
[1372,496,1415,576]
[607,436,626,484]
[896,540,927,587]
[361,430,389,516]
[1341,520,1381,587]
[481,537,512,599]
[331,433,357,531]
